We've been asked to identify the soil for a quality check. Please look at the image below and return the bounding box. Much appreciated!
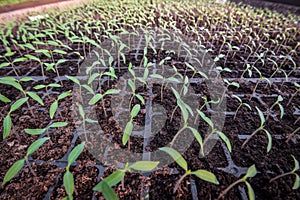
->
[0,0,300,199]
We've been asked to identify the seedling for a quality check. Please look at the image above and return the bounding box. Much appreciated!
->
[267,95,284,120]
[169,88,204,151]
[88,88,119,117]
[34,83,61,98]
[287,82,300,106]
[197,110,232,157]
[93,161,159,199]
[231,94,252,120]
[160,147,219,193]
[2,137,50,185]
[122,104,140,149]
[63,142,85,200]
[241,107,272,152]
[50,90,72,119]
[218,164,257,200]
[269,155,300,190]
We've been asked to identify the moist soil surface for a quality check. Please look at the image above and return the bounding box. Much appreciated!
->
[0,0,300,199]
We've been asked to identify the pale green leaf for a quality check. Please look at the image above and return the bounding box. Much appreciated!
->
[2,159,25,186]
[129,161,159,171]
[192,170,219,184]
[159,147,187,171]
[67,142,85,167]
[26,137,50,157]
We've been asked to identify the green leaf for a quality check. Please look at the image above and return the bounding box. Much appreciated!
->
[167,77,180,83]
[2,159,25,186]
[49,122,68,128]
[245,181,255,200]
[66,75,80,85]
[292,155,299,172]
[58,90,71,101]
[78,104,84,119]
[13,57,27,63]
[130,104,140,119]
[24,54,40,62]
[25,128,46,135]
[129,161,159,171]
[293,174,300,190]
[188,127,203,149]
[150,74,164,80]
[50,101,58,119]
[85,118,98,123]
[135,94,145,105]
[27,91,44,106]
[0,78,23,91]
[93,170,125,191]
[3,115,12,139]
[63,170,74,199]
[0,93,11,103]
[245,165,257,179]
[20,77,35,82]
[177,99,188,124]
[53,49,67,55]
[197,110,214,129]
[128,80,136,92]
[122,122,133,145]
[0,62,10,69]
[67,142,85,167]
[217,131,232,152]
[263,129,272,152]
[26,137,50,157]
[89,94,103,105]
[278,104,284,119]
[101,181,118,200]
[9,97,28,113]
[159,147,188,171]
[88,73,100,85]
[171,87,181,100]
[105,89,120,95]
[256,107,265,127]
[48,83,61,88]
[192,170,219,184]
[82,84,94,95]
[34,85,46,90]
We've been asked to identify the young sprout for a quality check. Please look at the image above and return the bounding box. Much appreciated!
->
[159,147,219,193]
[63,142,85,200]
[2,137,50,185]
[241,107,272,152]
[269,155,300,190]
[3,97,29,139]
[287,82,300,106]
[0,77,44,116]
[231,94,252,120]
[34,83,61,99]
[50,90,71,119]
[218,164,257,200]
[122,104,140,149]
[268,95,284,120]
[169,87,204,147]
[149,73,180,101]
[93,161,159,199]
[88,88,119,117]
[197,110,232,157]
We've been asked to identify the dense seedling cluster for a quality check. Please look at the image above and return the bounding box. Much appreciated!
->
[0,0,299,199]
